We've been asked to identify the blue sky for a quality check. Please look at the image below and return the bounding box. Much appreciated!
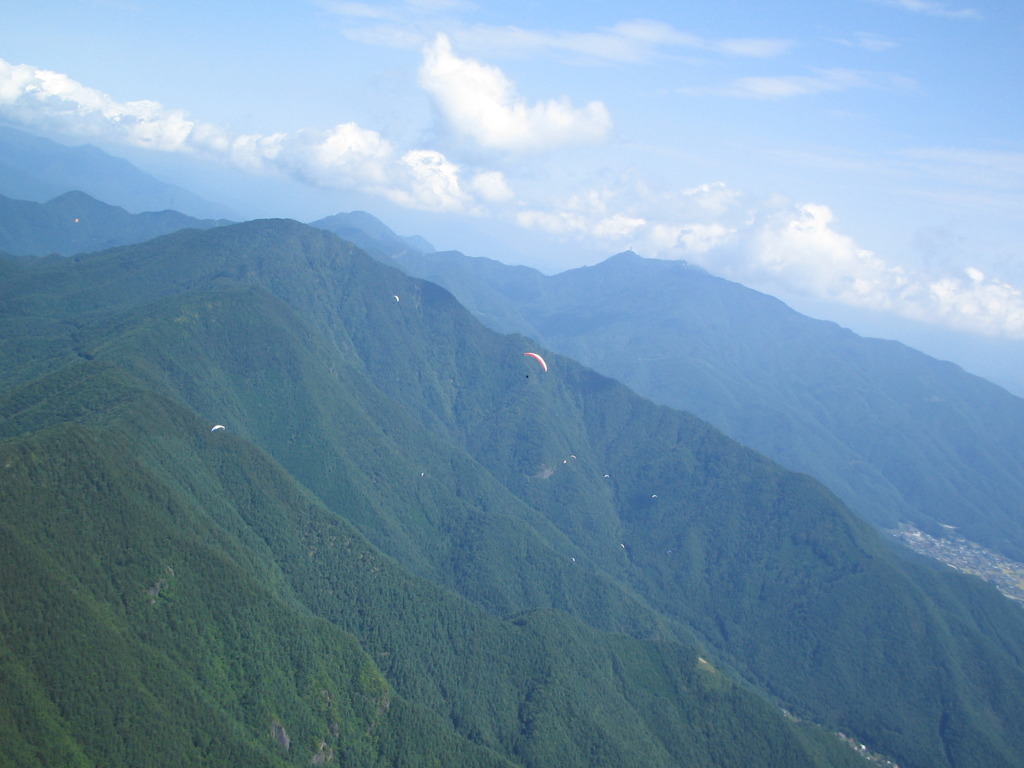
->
[2,0,1023,387]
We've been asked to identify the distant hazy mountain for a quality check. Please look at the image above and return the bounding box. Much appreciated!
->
[0,190,232,256]
[311,210,435,256]
[0,125,235,219]
[4,219,1024,768]
[312,214,1024,563]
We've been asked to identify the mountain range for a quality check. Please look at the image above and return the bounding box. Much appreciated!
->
[310,213,1024,566]
[0,190,230,257]
[4,131,1024,767]
[3,217,1024,767]
[0,125,234,221]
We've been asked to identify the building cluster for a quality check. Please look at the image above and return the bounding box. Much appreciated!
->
[890,524,1024,605]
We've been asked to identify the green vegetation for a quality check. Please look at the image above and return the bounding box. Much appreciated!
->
[3,219,1024,767]
[0,190,229,257]
[360,233,1024,564]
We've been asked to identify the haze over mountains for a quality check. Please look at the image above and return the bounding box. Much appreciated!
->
[0,126,235,221]
[4,127,1024,768]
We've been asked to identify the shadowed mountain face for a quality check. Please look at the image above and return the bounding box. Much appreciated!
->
[316,218,1024,563]
[3,219,1024,768]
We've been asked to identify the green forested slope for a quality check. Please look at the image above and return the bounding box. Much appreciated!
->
[352,229,1024,563]
[0,191,230,257]
[2,220,1024,767]
[0,306,859,768]
[0,367,517,768]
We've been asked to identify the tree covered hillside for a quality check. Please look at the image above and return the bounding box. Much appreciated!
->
[3,220,1024,768]
[0,190,230,257]
[331,223,1024,565]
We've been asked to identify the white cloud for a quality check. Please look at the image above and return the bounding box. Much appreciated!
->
[324,5,793,63]
[703,69,915,99]
[515,182,737,253]
[649,222,737,254]
[517,208,589,235]
[593,213,646,239]
[390,148,469,211]
[308,122,395,186]
[517,185,643,239]
[456,20,792,63]
[228,132,287,171]
[418,34,612,151]
[924,271,1024,333]
[833,32,898,52]
[512,183,1024,339]
[606,19,792,59]
[0,59,211,152]
[469,170,514,202]
[0,57,514,214]
[680,182,742,216]
[733,203,1024,338]
[4,54,1018,341]
[871,0,980,19]
[749,203,911,307]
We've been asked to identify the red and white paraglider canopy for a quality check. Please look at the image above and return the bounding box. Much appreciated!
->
[523,352,548,372]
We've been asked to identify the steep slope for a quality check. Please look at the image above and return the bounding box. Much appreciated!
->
[342,231,1024,563]
[0,366,516,768]
[0,190,231,256]
[4,220,1024,768]
[0,247,865,767]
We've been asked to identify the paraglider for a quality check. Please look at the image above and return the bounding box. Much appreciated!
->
[523,352,548,372]
[210,425,226,432]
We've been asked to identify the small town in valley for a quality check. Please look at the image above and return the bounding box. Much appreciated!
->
[890,524,1024,605]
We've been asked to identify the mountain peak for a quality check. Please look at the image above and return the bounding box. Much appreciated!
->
[311,210,435,255]
[596,250,695,272]
[607,249,642,262]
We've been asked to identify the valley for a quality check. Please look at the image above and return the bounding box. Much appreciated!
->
[891,524,1024,605]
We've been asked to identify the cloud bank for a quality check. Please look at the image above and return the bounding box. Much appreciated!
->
[418,34,612,151]
[518,183,1024,340]
[0,57,507,214]
[3,54,1021,342]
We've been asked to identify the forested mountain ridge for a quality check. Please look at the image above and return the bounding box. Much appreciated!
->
[0,223,867,767]
[0,190,231,256]
[315,214,1024,563]
[3,220,1024,767]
